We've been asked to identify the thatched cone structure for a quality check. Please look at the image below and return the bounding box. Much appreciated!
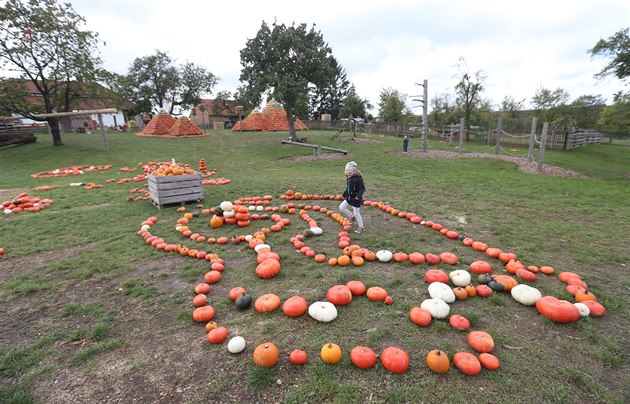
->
[232,99,307,131]
[137,110,207,138]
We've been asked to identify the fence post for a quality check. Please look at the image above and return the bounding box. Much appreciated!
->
[495,116,502,155]
[459,117,465,154]
[527,117,537,162]
[537,122,549,173]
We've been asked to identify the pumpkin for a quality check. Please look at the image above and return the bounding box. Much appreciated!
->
[282,295,308,317]
[350,346,377,369]
[254,294,281,313]
[505,259,525,275]
[493,275,518,291]
[409,307,432,326]
[366,286,388,301]
[204,270,222,284]
[465,284,477,297]
[573,302,590,317]
[485,247,502,258]
[235,292,252,310]
[449,314,471,331]
[227,336,246,354]
[516,268,537,282]
[193,305,215,322]
[428,282,456,303]
[393,252,409,262]
[195,283,211,295]
[566,277,588,288]
[426,349,450,374]
[289,349,308,365]
[575,289,597,302]
[467,331,495,353]
[420,298,450,319]
[449,270,472,287]
[487,280,504,292]
[256,258,281,279]
[535,296,581,323]
[308,301,338,322]
[253,342,280,367]
[380,346,410,374]
[204,321,218,332]
[510,284,542,306]
[346,280,367,296]
[439,252,458,265]
[477,274,493,284]
[210,215,224,228]
[425,269,449,284]
[424,253,441,265]
[384,295,394,305]
[452,287,468,300]
[453,352,481,375]
[469,260,493,274]
[581,300,606,317]
[192,294,207,307]
[207,326,229,344]
[539,265,555,275]
[320,343,342,364]
[229,287,246,301]
[219,200,233,211]
[327,285,353,306]
[408,252,426,264]
[256,251,280,263]
[376,250,393,262]
[479,353,500,370]
[558,271,581,283]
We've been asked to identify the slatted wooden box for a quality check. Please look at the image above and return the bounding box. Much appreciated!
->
[148,173,204,209]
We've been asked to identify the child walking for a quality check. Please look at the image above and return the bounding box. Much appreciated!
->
[403,135,409,153]
[340,161,365,233]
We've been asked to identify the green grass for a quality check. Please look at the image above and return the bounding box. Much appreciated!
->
[0,129,629,402]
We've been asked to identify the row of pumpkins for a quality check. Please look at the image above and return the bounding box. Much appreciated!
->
[136,193,606,376]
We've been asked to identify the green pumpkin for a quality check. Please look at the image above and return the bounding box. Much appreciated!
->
[235,293,252,310]
[488,280,504,292]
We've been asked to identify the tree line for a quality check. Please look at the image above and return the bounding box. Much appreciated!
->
[1,0,628,144]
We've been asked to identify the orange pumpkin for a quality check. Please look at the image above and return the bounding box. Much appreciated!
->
[453,351,481,375]
[254,293,281,313]
[207,326,228,344]
[467,331,495,353]
[253,342,280,367]
[426,349,450,374]
[366,286,388,301]
[380,346,409,374]
[282,295,308,317]
[256,258,281,279]
[192,305,215,322]
[320,343,342,364]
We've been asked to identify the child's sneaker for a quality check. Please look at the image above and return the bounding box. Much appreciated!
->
[349,216,356,224]
[354,227,365,234]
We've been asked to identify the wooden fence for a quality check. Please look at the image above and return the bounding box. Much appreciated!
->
[564,130,602,150]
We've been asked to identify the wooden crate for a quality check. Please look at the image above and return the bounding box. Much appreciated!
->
[147,173,204,209]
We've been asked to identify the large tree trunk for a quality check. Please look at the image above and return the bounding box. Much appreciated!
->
[286,105,297,141]
[47,117,64,146]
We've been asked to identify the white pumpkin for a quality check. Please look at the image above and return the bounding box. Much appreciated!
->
[227,336,246,353]
[223,210,235,218]
[428,282,456,303]
[574,302,590,317]
[310,227,323,235]
[510,284,542,305]
[420,298,450,319]
[376,250,393,262]
[4,209,12,214]
[449,270,471,287]
[256,205,264,211]
[248,205,255,211]
[308,301,338,322]
[141,224,151,231]
[245,235,253,241]
[254,244,271,253]
[220,201,233,211]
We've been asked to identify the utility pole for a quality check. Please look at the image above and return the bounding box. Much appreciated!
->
[412,79,428,152]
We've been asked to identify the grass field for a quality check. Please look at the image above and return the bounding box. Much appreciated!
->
[0,129,629,403]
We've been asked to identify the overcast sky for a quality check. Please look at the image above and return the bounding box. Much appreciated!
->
[66,0,629,112]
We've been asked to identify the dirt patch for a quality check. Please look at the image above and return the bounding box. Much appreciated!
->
[400,150,587,178]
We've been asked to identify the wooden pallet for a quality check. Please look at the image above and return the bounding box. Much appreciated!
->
[147,173,204,209]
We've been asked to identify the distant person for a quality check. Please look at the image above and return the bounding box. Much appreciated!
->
[340,161,365,233]
[403,135,409,153]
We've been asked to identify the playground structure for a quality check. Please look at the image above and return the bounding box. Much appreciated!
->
[281,139,348,156]
[332,116,368,140]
